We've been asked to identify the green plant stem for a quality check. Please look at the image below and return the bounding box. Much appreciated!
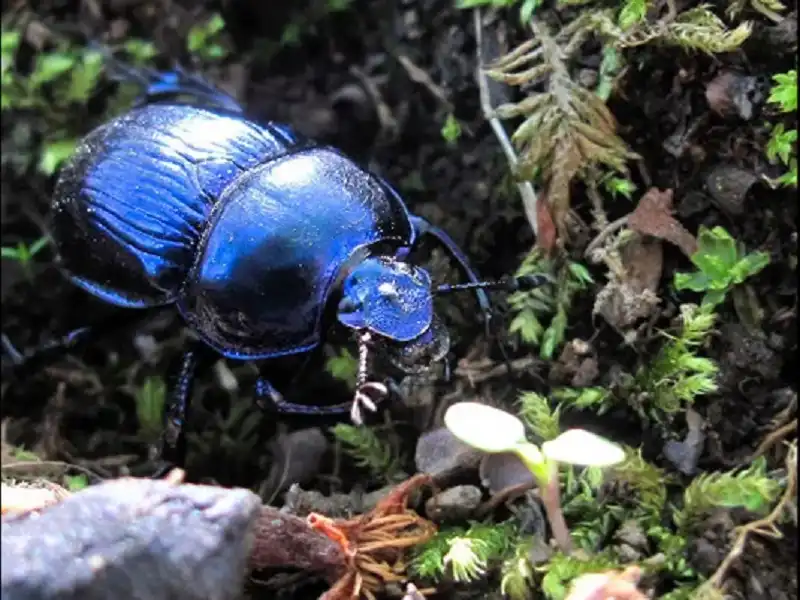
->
[514,442,573,553]
[540,461,573,554]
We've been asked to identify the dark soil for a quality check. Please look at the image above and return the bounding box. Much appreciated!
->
[1,1,797,600]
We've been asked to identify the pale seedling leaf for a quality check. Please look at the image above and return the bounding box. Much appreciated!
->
[541,429,626,467]
[444,402,527,453]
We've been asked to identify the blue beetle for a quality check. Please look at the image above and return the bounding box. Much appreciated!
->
[8,60,547,468]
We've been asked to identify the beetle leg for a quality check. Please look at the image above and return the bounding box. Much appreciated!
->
[1,328,91,374]
[2,310,150,377]
[158,342,213,469]
[253,334,387,423]
[254,376,351,415]
[408,215,492,326]
[101,52,244,114]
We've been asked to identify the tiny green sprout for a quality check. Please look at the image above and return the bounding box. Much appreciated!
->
[602,175,637,200]
[501,541,535,600]
[324,347,358,388]
[440,113,462,145]
[187,13,228,61]
[445,402,624,478]
[65,473,89,492]
[455,0,542,24]
[123,39,158,65]
[38,138,77,176]
[674,226,770,307]
[135,376,166,442]
[1,236,50,279]
[765,123,798,188]
[326,0,354,12]
[767,69,797,114]
[445,402,624,553]
[618,0,649,30]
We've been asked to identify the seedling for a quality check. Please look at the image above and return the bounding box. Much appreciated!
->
[444,402,624,552]
[186,14,228,61]
[767,69,797,114]
[440,113,462,145]
[134,375,166,442]
[674,226,770,308]
[1,237,50,279]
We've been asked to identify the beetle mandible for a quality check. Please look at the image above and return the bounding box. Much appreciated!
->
[8,59,548,469]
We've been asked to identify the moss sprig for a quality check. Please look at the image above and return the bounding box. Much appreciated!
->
[538,550,621,600]
[508,248,594,360]
[587,4,752,54]
[631,303,719,421]
[330,423,400,482]
[727,0,787,23]
[518,390,561,442]
[487,16,637,232]
[500,538,536,600]
[674,457,782,531]
[411,521,517,583]
[611,447,668,525]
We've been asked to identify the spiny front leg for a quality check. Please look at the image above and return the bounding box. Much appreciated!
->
[350,331,388,425]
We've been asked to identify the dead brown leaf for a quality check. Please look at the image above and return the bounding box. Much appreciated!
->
[535,188,558,254]
[593,236,663,331]
[627,188,698,258]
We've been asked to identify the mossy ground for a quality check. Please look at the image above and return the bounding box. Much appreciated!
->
[1,1,796,599]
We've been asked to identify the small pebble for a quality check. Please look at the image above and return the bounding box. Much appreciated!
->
[425,485,482,522]
[415,427,482,483]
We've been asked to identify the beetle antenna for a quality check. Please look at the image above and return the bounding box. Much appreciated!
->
[434,274,553,380]
[434,273,553,295]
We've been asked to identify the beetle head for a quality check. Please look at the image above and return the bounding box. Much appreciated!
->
[337,257,434,342]
[381,313,450,374]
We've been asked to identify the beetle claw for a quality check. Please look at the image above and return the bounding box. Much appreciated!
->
[350,382,388,424]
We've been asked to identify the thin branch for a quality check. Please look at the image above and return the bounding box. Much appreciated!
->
[473,8,539,237]
[706,441,797,592]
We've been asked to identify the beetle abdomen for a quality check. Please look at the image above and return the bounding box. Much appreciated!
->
[178,146,415,359]
[51,104,301,308]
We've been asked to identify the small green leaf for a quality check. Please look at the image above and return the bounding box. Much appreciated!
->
[38,139,77,176]
[1,246,20,259]
[1,30,21,53]
[441,113,462,145]
[767,69,797,113]
[325,347,358,388]
[674,270,711,292]
[520,0,542,23]
[65,474,89,491]
[30,53,76,88]
[618,0,648,30]
[701,288,727,307]
[205,13,226,35]
[692,226,739,274]
[730,251,770,283]
[123,39,158,64]
[27,236,50,257]
[509,311,542,345]
[540,325,559,360]
[136,376,166,440]
[66,50,104,103]
[567,261,593,285]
